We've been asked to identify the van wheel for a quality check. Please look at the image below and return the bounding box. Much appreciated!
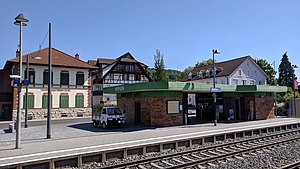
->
[93,121,98,128]
[102,123,106,129]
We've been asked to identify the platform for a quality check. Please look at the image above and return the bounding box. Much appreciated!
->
[0,118,300,168]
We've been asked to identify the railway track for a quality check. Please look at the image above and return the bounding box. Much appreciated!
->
[279,160,300,169]
[98,129,300,169]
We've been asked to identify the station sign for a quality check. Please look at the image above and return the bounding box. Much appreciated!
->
[210,87,222,93]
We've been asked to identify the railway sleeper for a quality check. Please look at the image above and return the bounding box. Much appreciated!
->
[150,162,164,169]
[182,155,194,161]
[172,158,185,164]
[161,160,174,167]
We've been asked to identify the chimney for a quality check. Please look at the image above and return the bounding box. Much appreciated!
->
[75,53,79,59]
[16,49,20,58]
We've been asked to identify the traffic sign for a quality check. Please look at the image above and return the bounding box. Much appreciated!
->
[23,79,29,86]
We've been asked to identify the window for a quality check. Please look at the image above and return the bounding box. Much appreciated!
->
[76,72,84,85]
[23,95,34,109]
[233,79,238,85]
[198,71,203,78]
[43,69,53,84]
[247,71,250,76]
[238,70,242,76]
[42,95,48,109]
[60,95,69,108]
[102,108,106,114]
[135,74,141,81]
[75,95,84,108]
[129,65,135,72]
[259,81,263,85]
[247,62,249,66]
[188,72,192,80]
[42,95,52,109]
[60,71,69,85]
[123,74,129,80]
[24,68,35,84]
[242,80,247,85]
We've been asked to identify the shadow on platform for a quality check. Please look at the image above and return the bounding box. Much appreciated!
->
[68,123,157,133]
[187,117,246,125]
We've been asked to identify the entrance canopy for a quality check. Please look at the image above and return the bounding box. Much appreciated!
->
[103,82,287,94]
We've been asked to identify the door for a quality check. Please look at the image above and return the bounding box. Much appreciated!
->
[235,98,240,120]
[0,104,12,121]
[134,102,141,125]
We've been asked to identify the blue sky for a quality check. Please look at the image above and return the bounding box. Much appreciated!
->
[1,0,300,77]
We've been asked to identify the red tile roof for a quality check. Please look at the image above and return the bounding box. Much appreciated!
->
[8,48,97,69]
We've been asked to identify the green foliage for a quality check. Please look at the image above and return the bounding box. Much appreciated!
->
[177,66,193,81]
[165,69,181,81]
[255,59,276,85]
[148,68,181,81]
[278,52,295,88]
[94,102,104,112]
[195,59,215,67]
[276,87,300,114]
[152,49,167,82]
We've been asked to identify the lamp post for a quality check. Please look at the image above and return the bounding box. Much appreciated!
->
[25,54,29,128]
[14,13,28,149]
[212,49,220,126]
[292,65,298,117]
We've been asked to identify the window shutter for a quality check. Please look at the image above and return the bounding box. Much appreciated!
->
[42,95,48,109]
[23,95,34,109]
[75,95,84,108]
[60,96,69,108]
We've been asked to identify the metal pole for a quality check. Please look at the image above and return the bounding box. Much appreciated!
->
[213,52,217,126]
[293,73,296,117]
[47,23,52,139]
[273,61,277,117]
[25,54,29,128]
[16,21,22,149]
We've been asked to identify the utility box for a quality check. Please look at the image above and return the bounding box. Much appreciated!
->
[8,123,15,133]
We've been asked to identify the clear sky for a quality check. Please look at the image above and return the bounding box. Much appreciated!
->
[1,0,300,77]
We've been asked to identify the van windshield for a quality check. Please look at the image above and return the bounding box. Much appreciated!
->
[107,108,122,115]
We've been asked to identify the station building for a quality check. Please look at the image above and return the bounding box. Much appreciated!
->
[104,82,287,127]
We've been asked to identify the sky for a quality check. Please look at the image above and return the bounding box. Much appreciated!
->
[1,0,300,78]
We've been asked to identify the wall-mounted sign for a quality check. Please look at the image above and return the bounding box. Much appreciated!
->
[167,100,180,114]
[210,87,222,93]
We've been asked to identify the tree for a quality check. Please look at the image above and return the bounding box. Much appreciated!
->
[152,49,167,82]
[148,68,181,81]
[177,66,193,80]
[255,59,276,85]
[278,52,295,88]
[195,59,215,67]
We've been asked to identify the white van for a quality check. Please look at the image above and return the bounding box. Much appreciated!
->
[92,107,125,128]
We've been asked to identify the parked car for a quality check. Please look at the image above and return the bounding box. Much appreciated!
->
[92,106,125,128]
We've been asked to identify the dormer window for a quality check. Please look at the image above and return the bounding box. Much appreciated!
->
[210,69,214,77]
[198,71,203,78]
[206,70,209,77]
[188,72,192,80]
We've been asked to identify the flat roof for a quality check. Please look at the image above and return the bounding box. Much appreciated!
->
[103,82,287,93]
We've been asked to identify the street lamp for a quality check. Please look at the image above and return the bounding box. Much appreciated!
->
[212,49,220,126]
[14,13,28,149]
[292,65,298,117]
